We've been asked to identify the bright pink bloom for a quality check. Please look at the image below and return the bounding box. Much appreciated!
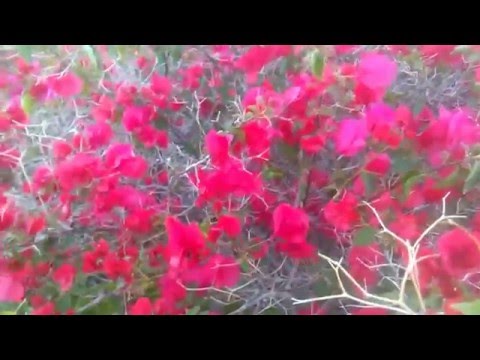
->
[276,241,316,259]
[365,153,391,175]
[357,52,397,94]
[53,264,76,292]
[205,129,232,167]
[335,118,368,157]
[25,215,46,236]
[351,307,389,315]
[91,95,115,122]
[124,209,155,234]
[84,122,113,149]
[165,216,207,259]
[0,274,24,302]
[300,133,325,154]
[217,214,242,237]
[129,298,153,315]
[242,118,273,158]
[273,204,309,244]
[347,244,385,287]
[103,254,133,284]
[438,228,480,279]
[122,105,154,132]
[49,73,84,97]
[323,192,360,232]
[204,255,241,288]
[31,302,56,315]
[104,143,134,169]
[52,140,73,161]
[150,73,172,96]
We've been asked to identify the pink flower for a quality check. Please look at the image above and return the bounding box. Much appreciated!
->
[53,264,76,292]
[357,52,397,93]
[205,130,232,167]
[348,244,385,287]
[217,214,242,237]
[122,105,154,132]
[365,153,391,175]
[129,298,153,315]
[0,274,24,302]
[273,204,309,244]
[49,72,84,97]
[104,143,134,169]
[150,74,172,96]
[335,118,368,157]
[204,255,241,288]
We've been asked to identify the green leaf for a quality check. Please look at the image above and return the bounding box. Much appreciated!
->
[463,161,480,194]
[82,45,99,68]
[277,142,299,163]
[452,300,480,315]
[353,226,376,246]
[311,50,325,79]
[187,306,201,315]
[361,171,376,197]
[223,301,244,315]
[391,152,418,174]
[81,296,123,315]
[261,308,284,315]
[438,167,467,188]
[0,310,16,315]
[402,170,424,197]
[17,45,32,61]
[0,302,20,315]
[56,295,72,313]
[240,260,250,273]
[21,92,35,115]
[313,279,334,297]
[263,166,283,180]
[378,290,399,301]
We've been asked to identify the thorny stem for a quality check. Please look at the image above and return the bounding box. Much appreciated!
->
[293,193,466,315]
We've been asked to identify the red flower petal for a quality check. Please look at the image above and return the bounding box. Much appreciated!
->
[217,214,242,238]
[129,297,153,315]
[0,274,24,302]
[52,264,76,292]
[50,73,84,97]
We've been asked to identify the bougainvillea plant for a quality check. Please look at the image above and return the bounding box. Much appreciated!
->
[1,44,480,315]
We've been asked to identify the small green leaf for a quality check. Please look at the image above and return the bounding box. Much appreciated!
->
[0,310,16,315]
[0,301,20,314]
[82,45,99,68]
[56,295,72,313]
[187,305,201,315]
[378,290,399,301]
[240,260,250,273]
[21,92,35,115]
[261,308,284,315]
[313,280,333,297]
[463,161,480,194]
[17,45,32,61]
[277,142,299,162]
[311,50,325,79]
[263,166,283,180]
[452,300,480,315]
[438,167,467,188]
[412,100,426,116]
[353,226,376,246]
[391,152,418,174]
[361,171,376,197]
[402,170,424,197]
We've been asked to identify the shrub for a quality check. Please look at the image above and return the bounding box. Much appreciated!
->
[0,44,479,315]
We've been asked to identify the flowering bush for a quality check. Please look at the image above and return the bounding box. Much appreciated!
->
[1,44,480,315]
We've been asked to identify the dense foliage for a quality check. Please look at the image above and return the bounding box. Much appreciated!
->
[1,45,480,315]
